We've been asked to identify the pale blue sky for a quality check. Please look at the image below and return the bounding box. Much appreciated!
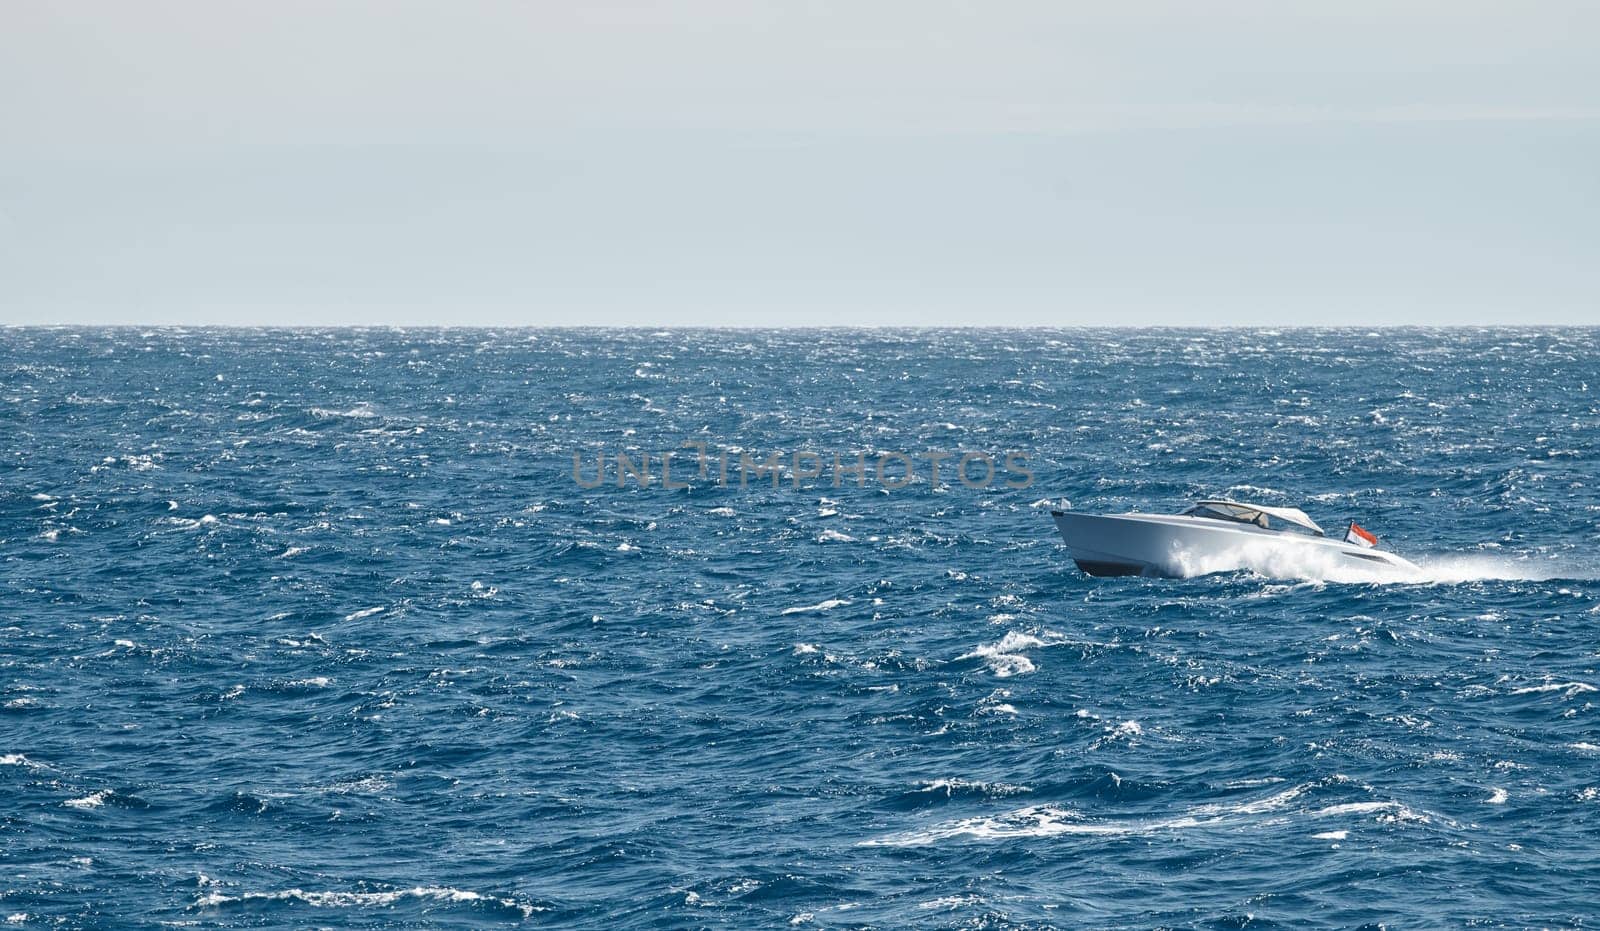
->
[2,1,1596,325]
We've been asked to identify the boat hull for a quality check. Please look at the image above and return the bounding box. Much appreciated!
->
[1051,511,1421,580]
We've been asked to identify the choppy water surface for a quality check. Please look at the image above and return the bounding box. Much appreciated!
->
[3,328,1599,929]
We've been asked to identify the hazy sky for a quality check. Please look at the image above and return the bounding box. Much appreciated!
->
[3,1,1596,325]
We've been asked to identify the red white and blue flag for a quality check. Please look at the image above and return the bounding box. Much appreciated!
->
[1345,522,1378,548]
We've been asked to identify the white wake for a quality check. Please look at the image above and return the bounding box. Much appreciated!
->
[1168,542,1589,585]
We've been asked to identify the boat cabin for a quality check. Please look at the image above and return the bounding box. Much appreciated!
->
[1181,500,1325,537]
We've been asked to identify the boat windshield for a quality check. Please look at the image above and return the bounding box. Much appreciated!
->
[1184,502,1269,527]
[1181,501,1324,536]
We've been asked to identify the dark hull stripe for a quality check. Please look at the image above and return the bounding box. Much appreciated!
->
[1074,559,1146,577]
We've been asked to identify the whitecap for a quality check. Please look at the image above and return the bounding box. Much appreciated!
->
[64,790,111,809]
[1510,681,1596,697]
[1310,801,1404,817]
[866,777,1436,847]
[194,886,535,918]
[916,778,1031,797]
[959,631,1052,677]
[1111,720,1143,739]
[308,405,378,419]
[781,599,850,615]
[344,607,385,621]
[320,776,392,795]
[976,689,1019,716]
[862,805,1128,846]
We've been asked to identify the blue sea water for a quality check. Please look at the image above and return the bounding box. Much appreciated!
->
[3,327,1599,929]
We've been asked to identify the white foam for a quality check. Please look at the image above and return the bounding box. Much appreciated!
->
[1223,777,1286,789]
[194,886,535,917]
[781,599,850,615]
[866,779,1434,847]
[1486,788,1508,804]
[917,778,1031,797]
[863,805,1130,846]
[1312,830,1348,840]
[344,607,385,621]
[959,632,1051,678]
[1510,681,1596,697]
[1412,556,1598,583]
[1310,801,1404,818]
[817,530,855,542]
[1169,541,1415,584]
[64,790,111,809]
[309,406,377,419]
[321,776,392,795]
[1169,541,1593,585]
[164,515,219,532]
[920,894,984,910]
[1197,782,1313,817]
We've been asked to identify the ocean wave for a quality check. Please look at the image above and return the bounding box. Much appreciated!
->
[780,599,850,615]
[7,327,1598,927]
[194,885,538,918]
[958,631,1062,678]
[865,778,1440,847]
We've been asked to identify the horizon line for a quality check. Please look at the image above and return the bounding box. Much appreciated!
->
[5,323,1598,332]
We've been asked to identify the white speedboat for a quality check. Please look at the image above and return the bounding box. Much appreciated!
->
[1051,499,1421,579]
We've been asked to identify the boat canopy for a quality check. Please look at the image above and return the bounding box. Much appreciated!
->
[1186,500,1324,536]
